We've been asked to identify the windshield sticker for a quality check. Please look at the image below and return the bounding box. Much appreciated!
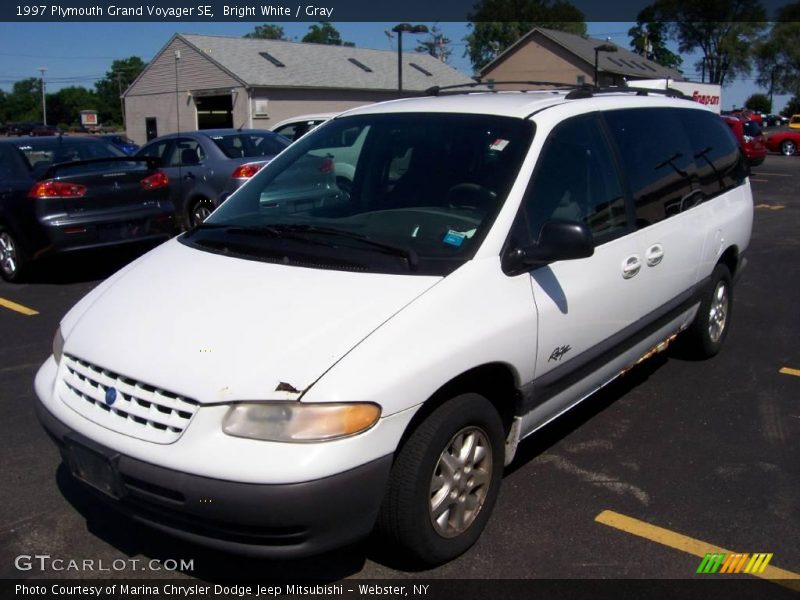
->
[489,138,510,152]
[443,230,467,247]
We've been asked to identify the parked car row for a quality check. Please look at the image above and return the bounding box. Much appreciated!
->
[135,128,290,230]
[0,135,173,281]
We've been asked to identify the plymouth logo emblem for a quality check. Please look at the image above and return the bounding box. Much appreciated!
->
[104,387,117,406]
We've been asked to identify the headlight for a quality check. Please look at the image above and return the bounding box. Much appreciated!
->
[222,402,381,442]
[53,327,64,365]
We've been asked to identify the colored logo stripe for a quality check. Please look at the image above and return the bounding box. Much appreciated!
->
[698,553,773,574]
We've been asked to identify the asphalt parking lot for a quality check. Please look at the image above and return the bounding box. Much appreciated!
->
[0,155,797,588]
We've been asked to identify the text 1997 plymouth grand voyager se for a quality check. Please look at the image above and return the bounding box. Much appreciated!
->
[35,87,752,565]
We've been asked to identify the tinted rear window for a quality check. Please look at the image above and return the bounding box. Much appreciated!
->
[15,139,124,171]
[603,108,697,226]
[680,111,746,198]
[209,133,289,159]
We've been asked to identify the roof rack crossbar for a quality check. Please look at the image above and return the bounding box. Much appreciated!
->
[424,80,582,96]
[565,85,688,100]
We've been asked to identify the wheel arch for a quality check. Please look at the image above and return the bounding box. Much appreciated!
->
[396,362,522,454]
[718,244,740,278]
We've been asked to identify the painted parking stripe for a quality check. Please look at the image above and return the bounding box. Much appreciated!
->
[756,172,792,177]
[779,367,800,377]
[754,203,786,210]
[595,510,800,590]
[0,297,39,316]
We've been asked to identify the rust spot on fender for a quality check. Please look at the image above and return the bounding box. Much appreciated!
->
[275,381,301,394]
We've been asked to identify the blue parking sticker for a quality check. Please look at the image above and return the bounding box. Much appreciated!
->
[443,230,466,247]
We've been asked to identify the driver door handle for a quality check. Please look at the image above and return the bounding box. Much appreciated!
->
[622,255,641,279]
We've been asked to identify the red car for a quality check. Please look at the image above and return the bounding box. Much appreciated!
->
[722,116,767,166]
[765,130,800,156]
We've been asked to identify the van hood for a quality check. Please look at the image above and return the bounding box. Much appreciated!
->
[62,239,440,404]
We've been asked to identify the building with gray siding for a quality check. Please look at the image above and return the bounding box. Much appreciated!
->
[123,33,474,145]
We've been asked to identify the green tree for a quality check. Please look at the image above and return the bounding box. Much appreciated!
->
[754,3,800,102]
[0,89,8,124]
[244,24,287,40]
[47,86,98,126]
[7,77,42,122]
[302,22,354,46]
[627,6,682,69]
[744,93,771,113]
[781,95,800,117]
[644,0,767,85]
[465,0,586,72]
[416,25,453,63]
[94,56,146,125]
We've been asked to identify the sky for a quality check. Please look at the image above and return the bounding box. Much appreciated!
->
[0,21,791,113]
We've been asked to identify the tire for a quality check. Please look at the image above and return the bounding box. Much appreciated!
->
[780,140,796,156]
[376,393,505,565]
[682,263,733,358]
[187,197,215,229]
[0,226,27,283]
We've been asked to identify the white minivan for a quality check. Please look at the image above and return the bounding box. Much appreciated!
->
[35,87,753,565]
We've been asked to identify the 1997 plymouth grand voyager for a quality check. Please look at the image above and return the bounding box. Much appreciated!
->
[35,87,753,565]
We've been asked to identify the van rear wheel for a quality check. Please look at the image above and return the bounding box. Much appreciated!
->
[376,393,504,565]
[682,263,732,358]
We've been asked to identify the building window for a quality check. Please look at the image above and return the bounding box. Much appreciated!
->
[576,75,586,86]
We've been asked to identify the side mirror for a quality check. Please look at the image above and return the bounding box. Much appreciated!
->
[504,220,594,275]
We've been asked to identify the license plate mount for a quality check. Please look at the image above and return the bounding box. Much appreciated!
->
[63,436,125,500]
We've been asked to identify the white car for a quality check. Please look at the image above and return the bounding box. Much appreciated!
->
[35,88,752,565]
[270,112,339,142]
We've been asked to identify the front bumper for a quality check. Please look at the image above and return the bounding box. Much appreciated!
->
[34,394,393,558]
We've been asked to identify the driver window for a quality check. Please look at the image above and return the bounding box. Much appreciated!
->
[523,114,629,245]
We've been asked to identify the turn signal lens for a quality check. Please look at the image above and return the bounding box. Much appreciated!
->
[29,181,87,198]
[222,402,381,442]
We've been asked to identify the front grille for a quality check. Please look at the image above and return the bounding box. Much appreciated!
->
[59,354,200,444]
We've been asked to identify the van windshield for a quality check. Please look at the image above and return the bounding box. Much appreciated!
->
[182,113,534,275]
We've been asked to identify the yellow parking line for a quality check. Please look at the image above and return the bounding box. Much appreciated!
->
[756,172,792,177]
[779,367,800,377]
[751,178,769,182]
[595,510,800,590]
[754,203,786,210]
[0,297,39,316]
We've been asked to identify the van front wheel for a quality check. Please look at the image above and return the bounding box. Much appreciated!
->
[376,393,504,565]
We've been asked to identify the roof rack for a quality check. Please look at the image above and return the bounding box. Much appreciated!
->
[424,80,581,96]
[565,85,688,100]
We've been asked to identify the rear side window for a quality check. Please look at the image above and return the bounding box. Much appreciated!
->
[523,113,629,244]
[603,108,697,227]
[169,138,206,166]
[680,111,747,198]
[210,133,289,159]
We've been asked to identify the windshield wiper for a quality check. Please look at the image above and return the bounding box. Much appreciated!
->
[270,224,419,270]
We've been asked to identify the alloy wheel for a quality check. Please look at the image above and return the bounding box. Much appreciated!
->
[429,426,493,538]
